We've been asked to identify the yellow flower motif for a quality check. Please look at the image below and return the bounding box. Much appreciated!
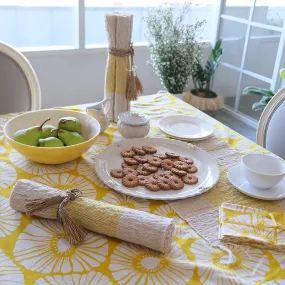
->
[102,191,150,212]
[109,242,194,285]
[272,252,285,270]
[9,149,76,175]
[31,173,97,199]
[266,280,285,285]
[0,161,17,188]
[154,205,190,238]
[0,249,24,284]
[35,271,112,285]
[82,134,109,158]
[77,158,109,189]
[190,239,270,284]
[14,219,108,274]
[0,195,21,237]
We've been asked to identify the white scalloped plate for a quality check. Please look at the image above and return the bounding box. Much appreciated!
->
[95,138,220,200]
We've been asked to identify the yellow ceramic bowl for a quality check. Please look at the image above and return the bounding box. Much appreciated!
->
[4,109,101,164]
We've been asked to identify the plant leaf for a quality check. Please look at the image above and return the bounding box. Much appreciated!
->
[280,68,285,79]
[243,86,275,97]
[252,101,267,111]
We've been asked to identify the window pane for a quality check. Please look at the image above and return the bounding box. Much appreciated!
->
[212,65,240,110]
[85,0,215,46]
[238,74,271,121]
[222,0,251,19]
[253,0,285,27]
[244,26,281,78]
[0,0,78,48]
[218,18,247,67]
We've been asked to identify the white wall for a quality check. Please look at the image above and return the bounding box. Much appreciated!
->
[24,44,210,109]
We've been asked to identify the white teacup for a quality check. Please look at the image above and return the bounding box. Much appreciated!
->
[241,154,285,190]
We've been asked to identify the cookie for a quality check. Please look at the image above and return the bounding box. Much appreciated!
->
[145,179,160,191]
[142,163,158,173]
[134,155,148,164]
[122,174,139,188]
[165,152,180,159]
[124,158,139,165]
[168,177,184,190]
[137,166,151,176]
[182,174,198,185]
[161,159,174,170]
[154,154,168,160]
[142,145,157,154]
[121,163,138,170]
[188,165,198,173]
[148,157,162,167]
[173,161,190,171]
[120,149,135,158]
[153,171,166,179]
[171,168,187,176]
[164,171,179,179]
[157,177,171,190]
[132,146,146,156]
[179,156,194,165]
[123,168,138,176]
[110,169,124,178]
[138,175,149,186]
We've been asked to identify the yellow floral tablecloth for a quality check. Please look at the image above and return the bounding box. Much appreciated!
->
[0,94,284,285]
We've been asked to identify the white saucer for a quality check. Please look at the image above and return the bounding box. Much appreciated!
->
[158,115,214,141]
[228,165,285,200]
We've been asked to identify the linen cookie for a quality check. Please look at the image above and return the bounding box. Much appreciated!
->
[142,145,157,154]
[161,159,173,170]
[171,168,187,176]
[110,169,124,178]
[153,171,166,179]
[134,155,148,164]
[121,163,138,170]
[173,161,190,171]
[148,157,162,167]
[157,177,171,190]
[138,175,149,186]
[142,163,158,173]
[182,174,198,185]
[145,179,160,191]
[164,171,179,179]
[154,154,168,160]
[132,146,146,156]
[168,177,184,190]
[188,165,198,173]
[165,152,180,159]
[137,166,151,176]
[124,158,139,165]
[120,149,135,158]
[123,168,138,176]
[122,174,139,188]
[179,156,194,165]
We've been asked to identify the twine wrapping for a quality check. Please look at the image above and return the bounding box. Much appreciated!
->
[104,13,143,122]
[25,189,86,245]
[10,180,175,253]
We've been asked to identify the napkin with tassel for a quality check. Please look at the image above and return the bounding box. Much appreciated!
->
[219,203,285,252]
[10,180,174,253]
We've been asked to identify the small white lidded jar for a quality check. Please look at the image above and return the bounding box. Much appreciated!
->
[118,112,150,139]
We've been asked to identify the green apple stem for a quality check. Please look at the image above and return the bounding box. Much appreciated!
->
[39,118,51,130]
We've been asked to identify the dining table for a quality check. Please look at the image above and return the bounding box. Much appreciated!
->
[0,93,284,285]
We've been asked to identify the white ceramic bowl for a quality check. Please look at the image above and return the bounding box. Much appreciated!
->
[241,154,285,189]
[4,109,100,164]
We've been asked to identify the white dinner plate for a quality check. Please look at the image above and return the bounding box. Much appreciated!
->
[95,138,220,200]
[228,165,285,200]
[158,115,214,141]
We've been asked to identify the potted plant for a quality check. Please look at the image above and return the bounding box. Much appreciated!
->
[183,39,224,115]
[144,3,205,97]
[243,68,285,111]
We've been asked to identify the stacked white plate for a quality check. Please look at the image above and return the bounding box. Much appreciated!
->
[158,115,214,141]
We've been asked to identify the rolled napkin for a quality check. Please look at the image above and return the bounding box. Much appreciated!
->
[10,180,174,253]
[219,203,285,252]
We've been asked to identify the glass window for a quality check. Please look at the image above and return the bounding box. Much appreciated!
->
[0,0,78,49]
[212,65,240,110]
[218,18,247,67]
[244,26,281,78]
[253,0,285,27]
[222,0,251,20]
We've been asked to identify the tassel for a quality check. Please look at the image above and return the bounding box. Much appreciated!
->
[126,68,143,101]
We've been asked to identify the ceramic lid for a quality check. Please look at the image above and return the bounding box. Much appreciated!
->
[118,112,150,126]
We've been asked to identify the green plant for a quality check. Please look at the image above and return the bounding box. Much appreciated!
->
[243,68,285,111]
[192,39,223,97]
[144,3,205,94]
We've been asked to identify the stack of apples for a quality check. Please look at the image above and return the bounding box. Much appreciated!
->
[13,116,85,147]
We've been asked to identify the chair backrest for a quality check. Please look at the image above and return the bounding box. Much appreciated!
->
[0,41,41,114]
[257,87,285,159]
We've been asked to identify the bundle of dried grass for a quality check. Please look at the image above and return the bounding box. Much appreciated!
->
[104,13,143,122]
